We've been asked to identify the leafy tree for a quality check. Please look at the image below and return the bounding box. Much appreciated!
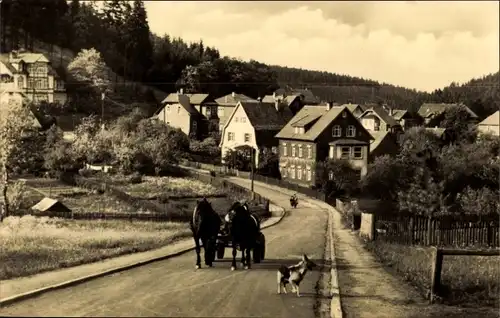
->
[397,167,449,217]
[179,62,217,93]
[222,148,251,171]
[0,101,31,221]
[360,155,409,201]
[257,150,280,178]
[457,186,500,216]
[439,105,478,143]
[316,159,360,199]
[68,48,112,93]
[43,125,81,173]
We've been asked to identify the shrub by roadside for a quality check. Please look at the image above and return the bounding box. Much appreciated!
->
[0,215,191,280]
[364,240,499,308]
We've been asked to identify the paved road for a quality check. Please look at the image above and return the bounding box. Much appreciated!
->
[0,181,329,317]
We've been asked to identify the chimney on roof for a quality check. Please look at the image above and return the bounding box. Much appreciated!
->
[389,107,393,116]
[257,97,262,102]
[232,92,236,98]
[326,101,333,111]
[273,92,276,99]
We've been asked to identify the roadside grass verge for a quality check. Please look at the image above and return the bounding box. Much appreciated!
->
[364,240,499,308]
[106,175,225,199]
[0,215,191,280]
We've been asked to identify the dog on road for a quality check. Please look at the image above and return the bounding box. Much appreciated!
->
[277,254,317,297]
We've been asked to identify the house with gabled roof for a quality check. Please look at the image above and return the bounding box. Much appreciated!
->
[389,108,421,130]
[0,50,67,105]
[358,105,403,157]
[477,111,499,136]
[220,100,293,167]
[418,103,478,127]
[273,87,321,105]
[275,103,374,188]
[155,92,206,139]
[261,92,303,115]
[215,92,258,132]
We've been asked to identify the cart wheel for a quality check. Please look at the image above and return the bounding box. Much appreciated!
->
[216,243,225,259]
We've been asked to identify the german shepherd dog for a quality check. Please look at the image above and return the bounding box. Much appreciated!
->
[277,254,317,297]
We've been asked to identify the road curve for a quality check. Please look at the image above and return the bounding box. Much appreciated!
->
[0,181,329,317]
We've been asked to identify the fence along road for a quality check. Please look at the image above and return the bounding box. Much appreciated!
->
[0,181,328,317]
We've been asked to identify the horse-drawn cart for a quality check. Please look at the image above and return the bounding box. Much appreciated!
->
[215,223,266,263]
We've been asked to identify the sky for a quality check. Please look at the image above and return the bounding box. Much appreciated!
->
[143,1,499,92]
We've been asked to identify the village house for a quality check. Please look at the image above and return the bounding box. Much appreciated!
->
[220,100,293,167]
[0,98,51,130]
[389,109,422,130]
[215,92,258,132]
[261,92,304,115]
[335,103,366,118]
[0,50,67,105]
[275,103,373,188]
[418,103,478,127]
[358,105,402,157]
[273,87,321,105]
[155,91,207,139]
[476,111,499,136]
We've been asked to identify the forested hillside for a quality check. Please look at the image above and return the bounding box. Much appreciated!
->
[0,0,497,119]
[426,72,499,119]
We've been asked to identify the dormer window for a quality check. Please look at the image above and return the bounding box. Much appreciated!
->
[342,111,347,118]
[347,125,356,137]
[294,127,305,134]
[332,125,341,137]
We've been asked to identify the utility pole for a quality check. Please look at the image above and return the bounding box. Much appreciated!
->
[250,148,255,200]
[101,91,105,131]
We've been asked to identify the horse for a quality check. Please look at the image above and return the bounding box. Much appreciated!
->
[226,201,260,271]
[190,197,222,269]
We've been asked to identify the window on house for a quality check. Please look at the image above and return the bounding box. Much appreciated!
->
[271,146,277,154]
[192,121,197,129]
[306,167,312,181]
[17,77,24,89]
[283,143,287,156]
[291,144,296,157]
[228,132,235,141]
[297,167,302,180]
[244,133,251,142]
[34,94,48,102]
[166,106,170,112]
[294,127,299,134]
[291,166,296,179]
[328,171,334,180]
[347,125,356,137]
[241,117,246,123]
[307,145,312,159]
[353,146,363,159]
[27,78,48,89]
[298,145,303,157]
[332,125,341,137]
[340,146,350,159]
[342,111,347,118]
[235,117,239,123]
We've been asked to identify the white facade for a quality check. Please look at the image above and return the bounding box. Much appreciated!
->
[220,103,261,166]
[0,52,67,105]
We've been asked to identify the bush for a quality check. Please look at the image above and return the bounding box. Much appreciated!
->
[128,173,143,184]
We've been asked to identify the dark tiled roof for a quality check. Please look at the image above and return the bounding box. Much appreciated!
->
[360,105,399,126]
[215,93,257,105]
[187,93,209,105]
[239,101,293,130]
[418,103,478,119]
[273,88,321,104]
[369,131,391,152]
[275,105,328,140]
[391,109,408,121]
[328,139,368,145]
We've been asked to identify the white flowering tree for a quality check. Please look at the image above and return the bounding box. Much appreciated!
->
[0,101,32,221]
[67,48,112,94]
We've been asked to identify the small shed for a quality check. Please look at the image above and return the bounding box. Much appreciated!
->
[31,198,72,214]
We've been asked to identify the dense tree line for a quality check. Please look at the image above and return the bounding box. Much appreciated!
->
[1,0,497,120]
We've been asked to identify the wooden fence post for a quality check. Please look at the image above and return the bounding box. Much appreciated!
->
[426,217,433,246]
[430,247,444,303]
